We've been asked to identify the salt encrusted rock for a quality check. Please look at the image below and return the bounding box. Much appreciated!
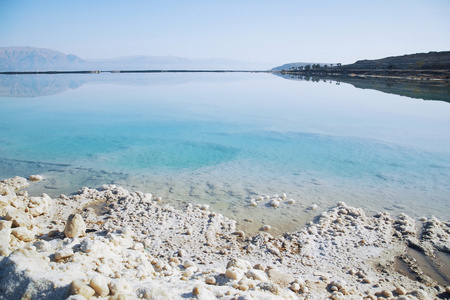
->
[108,279,131,296]
[34,240,52,252]
[270,199,280,208]
[0,220,12,230]
[395,286,407,295]
[205,276,216,285]
[226,258,252,270]
[261,225,271,231]
[309,204,318,210]
[68,280,95,299]
[64,214,86,238]
[290,282,301,292]
[55,248,74,261]
[233,230,245,238]
[0,228,12,246]
[246,269,269,282]
[90,274,110,297]
[192,286,201,295]
[29,174,43,182]
[259,282,280,295]
[225,267,244,281]
[11,227,34,242]
[65,295,86,300]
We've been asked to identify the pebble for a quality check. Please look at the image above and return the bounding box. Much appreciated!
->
[68,280,95,299]
[261,225,271,231]
[55,248,74,261]
[205,276,216,285]
[250,200,258,207]
[270,199,280,208]
[0,220,12,230]
[225,268,243,281]
[64,214,86,238]
[29,175,43,182]
[192,286,201,295]
[310,204,318,210]
[287,198,296,205]
[290,282,301,292]
[395,286,407,295]
[233,231,245,238]
[90,275,110,297]
[11,227,34,242]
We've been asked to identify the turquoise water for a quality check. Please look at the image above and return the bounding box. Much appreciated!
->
[1,73,449,233]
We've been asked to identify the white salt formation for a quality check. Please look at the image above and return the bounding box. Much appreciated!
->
[0,176,449,299]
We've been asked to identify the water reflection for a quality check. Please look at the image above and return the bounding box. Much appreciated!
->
[1,72,449,102]
[276,73,450,103]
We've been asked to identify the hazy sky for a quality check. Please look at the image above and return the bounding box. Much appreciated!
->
[1,0,449,67]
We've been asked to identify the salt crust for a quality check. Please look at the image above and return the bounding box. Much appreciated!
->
[0,176,449,299]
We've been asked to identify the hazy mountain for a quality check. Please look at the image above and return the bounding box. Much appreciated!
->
[0,47,87,71]
[0,47,268,71]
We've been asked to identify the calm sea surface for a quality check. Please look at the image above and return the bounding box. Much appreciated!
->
[1,72,449,234]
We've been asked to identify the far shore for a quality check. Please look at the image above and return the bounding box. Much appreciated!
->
[0,70,270,75]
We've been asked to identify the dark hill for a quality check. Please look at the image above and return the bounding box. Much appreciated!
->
[345,51,450,70]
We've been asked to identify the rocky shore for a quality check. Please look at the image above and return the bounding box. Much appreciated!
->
[0,176,449,299]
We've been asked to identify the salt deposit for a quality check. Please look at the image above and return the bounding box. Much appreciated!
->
[0,176,449,299]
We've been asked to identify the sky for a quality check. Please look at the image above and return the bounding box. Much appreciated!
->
[1,0,449,67]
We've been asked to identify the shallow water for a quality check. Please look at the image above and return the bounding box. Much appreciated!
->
[1,72,449,234]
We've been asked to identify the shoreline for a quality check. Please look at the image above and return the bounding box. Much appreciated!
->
[0,70,269,75]
[0,176,449,299]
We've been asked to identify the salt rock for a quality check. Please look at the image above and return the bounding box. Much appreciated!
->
[0,193,16,208]
[34,240,52,252]
[65,296,87,300]
[262,225,271,231]
[0,246,11,256]
[68,280,95,299]
[226,258,252,270]
[90,274,110,297]
[281,193,287,199]
[64,214,86,238]
[55,248,74,261]
[142,193,153,203]
[268,268,295,286]
[310,204,318,210]
[11,227,34,242]
[205,276,216,285]
[0,228,12,246]
[259,282,280,295]
[250,200,258,207]
[246,269,269,282]
[225,267,244,281]
[0,221,13,232]
[108,279,131,296]
[29,175,43,182]
[233,231,245,238]
[270,199,280,208]
[395,286,407,295]
[290,282,301,292]
[287,198,296,205]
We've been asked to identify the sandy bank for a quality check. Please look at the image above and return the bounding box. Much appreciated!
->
[0,176,449,299]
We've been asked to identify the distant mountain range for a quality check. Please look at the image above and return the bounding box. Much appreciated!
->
[0,47,268,71]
